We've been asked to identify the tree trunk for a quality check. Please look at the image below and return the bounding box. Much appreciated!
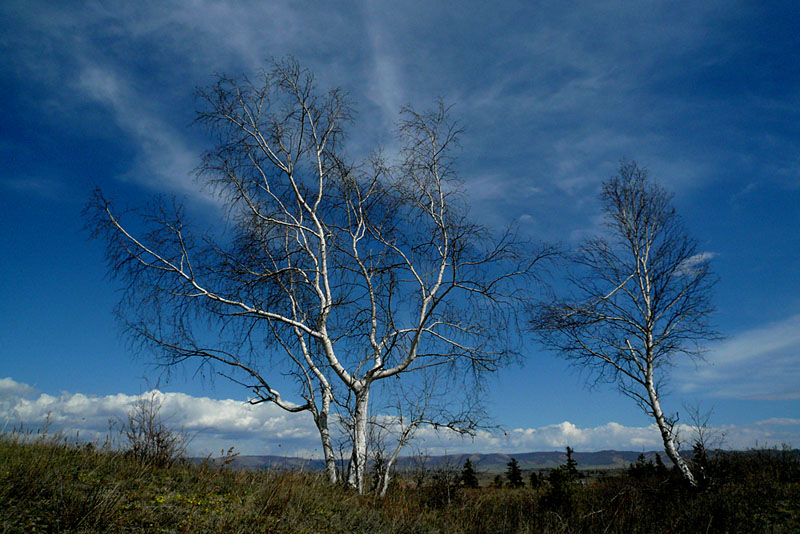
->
[378,463,392,498]
[646,376,697,487]
[378,446,402,498]
[377,422,416,497]
[316,390,338,485]
[347,387,370,493]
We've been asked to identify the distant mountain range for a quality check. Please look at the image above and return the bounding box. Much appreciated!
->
[209,450,675,473]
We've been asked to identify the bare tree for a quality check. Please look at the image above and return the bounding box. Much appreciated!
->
[87,58,551,493]
[685,402,726,487]
[531,161,717,487]
[366,367,485,497]
[685,402,725,454]
[122,390,189,467]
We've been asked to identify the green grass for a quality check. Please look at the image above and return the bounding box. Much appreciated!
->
[2,432,799,533]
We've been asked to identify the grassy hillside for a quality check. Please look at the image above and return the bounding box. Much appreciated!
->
[2,432,799,533]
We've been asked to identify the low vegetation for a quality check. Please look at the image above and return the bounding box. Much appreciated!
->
[1,429,798,533]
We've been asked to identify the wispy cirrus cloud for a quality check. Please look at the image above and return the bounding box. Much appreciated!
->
[74,63,209,202]
[77,64,206,202]
[0,1,367,204]
[4,0,791,224]
[676,313,800,400]
[675,251,717,276]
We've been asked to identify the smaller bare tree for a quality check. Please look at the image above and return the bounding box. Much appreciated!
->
[365,368,485,497]
[685,403,726,488]
[531,161,718,487]
[685,403,725,454]
[122,390,189,467]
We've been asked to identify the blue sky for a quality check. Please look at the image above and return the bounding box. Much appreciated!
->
[1,1,799,457]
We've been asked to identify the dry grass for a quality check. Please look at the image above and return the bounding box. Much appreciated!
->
[1,430,798,533]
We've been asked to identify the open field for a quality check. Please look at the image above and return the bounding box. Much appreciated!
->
[2,431,799,533]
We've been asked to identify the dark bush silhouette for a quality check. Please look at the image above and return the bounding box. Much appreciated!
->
[461,458,479,489]
[506,457,524,488]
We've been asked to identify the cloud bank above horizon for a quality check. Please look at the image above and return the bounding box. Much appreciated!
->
[2,377,796,458]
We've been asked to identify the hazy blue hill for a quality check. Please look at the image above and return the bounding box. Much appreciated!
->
[214,450,677,473]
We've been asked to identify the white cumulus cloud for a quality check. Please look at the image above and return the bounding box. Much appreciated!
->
[0,377,319,457]
[2,377,797,458]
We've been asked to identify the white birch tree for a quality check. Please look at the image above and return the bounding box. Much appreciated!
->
[365,366,484,497]
[88,58,551,493]
[531,161,717,487]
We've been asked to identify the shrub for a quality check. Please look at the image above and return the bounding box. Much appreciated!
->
[122,390,188,467]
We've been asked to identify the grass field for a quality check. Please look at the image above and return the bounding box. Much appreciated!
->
[1,430,798,533]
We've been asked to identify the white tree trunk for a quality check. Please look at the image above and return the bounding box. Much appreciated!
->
[646,376,697,486]
[347,388,370,493]
[376,420,418,497]
[377,444,401,498]
[378,464,392,498]
[316,393,338,484]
